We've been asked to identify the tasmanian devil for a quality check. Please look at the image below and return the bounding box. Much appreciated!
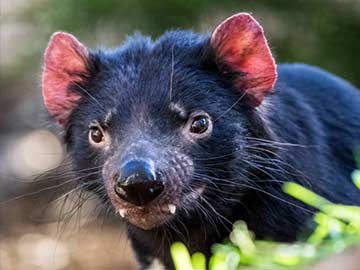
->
[41,13,360,270]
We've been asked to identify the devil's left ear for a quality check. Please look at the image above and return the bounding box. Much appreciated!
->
[211,13,277,106]
[42,32,91,126]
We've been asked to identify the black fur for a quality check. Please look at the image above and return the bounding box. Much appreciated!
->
[60,31,360,269]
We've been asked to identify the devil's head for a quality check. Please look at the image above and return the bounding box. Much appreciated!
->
[42,13,276,230]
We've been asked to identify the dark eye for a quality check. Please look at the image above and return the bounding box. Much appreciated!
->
[89,127,104,144]
[185,112,212,139]
[190,115,209,134]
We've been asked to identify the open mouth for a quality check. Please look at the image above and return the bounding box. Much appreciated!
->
[102,154,200,229]
[110,185,205,230]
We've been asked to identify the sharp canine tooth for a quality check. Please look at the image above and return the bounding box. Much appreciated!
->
[168,204,176,214]
[119,209,126,218]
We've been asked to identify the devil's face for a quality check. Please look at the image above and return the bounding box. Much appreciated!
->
[41,14,277,230]
[66,43,249,229]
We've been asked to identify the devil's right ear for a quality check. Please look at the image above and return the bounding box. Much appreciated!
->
[42,32,91,126]
[210,13,277,107]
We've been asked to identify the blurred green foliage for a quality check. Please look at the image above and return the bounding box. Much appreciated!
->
[171,181,360,270]
[171,151,360,270]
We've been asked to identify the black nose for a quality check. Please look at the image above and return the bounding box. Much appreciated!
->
[114,160,164,206]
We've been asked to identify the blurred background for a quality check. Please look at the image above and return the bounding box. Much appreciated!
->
[1,0,360,269]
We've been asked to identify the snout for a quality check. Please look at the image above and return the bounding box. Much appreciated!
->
[114,160,165,206]
[102,145,196,230]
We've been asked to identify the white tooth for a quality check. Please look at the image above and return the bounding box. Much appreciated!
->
[119,209,126,218]
[168,204,176,215]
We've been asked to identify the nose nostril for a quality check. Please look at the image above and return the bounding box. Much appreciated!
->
[114,181,165,206]
[147,181,165,196]
[113,160,164,206]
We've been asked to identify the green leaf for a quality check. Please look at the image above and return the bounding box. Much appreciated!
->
[230,221,256,260]
[209,252,228,270]
[321,204,360,223]
[283,182,331,209]
[171,242,194,270]
[352,170,360,190]
[273,245,302,266]
[192,252,206,270]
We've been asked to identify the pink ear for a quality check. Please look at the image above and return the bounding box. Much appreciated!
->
[42,32,89,126]
[211,13,277,106]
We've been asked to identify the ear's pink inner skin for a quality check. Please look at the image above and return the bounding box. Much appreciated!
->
[42,32,89,126]
[211,13,277,106]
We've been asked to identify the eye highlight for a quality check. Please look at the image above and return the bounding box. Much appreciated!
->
[90,127,104,143]
[88,122,109,148]
[186,111,212,139]
[190,115,209,134]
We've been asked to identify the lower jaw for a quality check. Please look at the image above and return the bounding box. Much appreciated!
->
[125,211,173,230]
[114,186,206,230]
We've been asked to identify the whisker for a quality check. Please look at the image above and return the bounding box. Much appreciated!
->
[0,171,101,204]
[169,45,175,101]
[213,89,249,123]
[72,81,106,112]
[245,136,317,148]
